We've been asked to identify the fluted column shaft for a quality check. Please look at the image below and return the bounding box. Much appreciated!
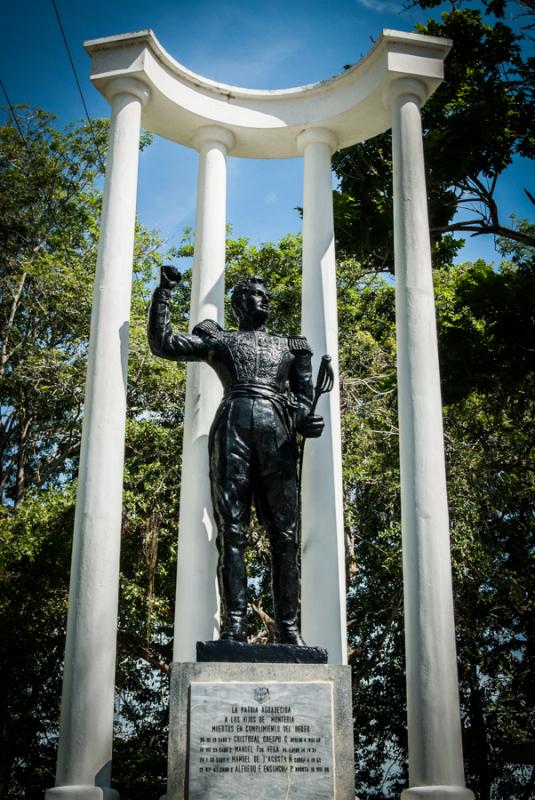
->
[387,78,474,800]
[47,78,149,800]
[172,126,234,663]
[297,127,347,666]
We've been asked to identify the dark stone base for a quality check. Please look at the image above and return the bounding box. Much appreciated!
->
[196,639,328,664]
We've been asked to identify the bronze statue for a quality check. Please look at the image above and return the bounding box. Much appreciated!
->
[148,267,325,646]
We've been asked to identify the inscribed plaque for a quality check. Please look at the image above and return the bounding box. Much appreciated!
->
[188,680,334,799]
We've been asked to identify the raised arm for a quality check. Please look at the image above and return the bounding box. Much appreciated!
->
[147,266,209,362]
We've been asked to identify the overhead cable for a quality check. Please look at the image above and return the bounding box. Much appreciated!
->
[50,0,106,174]
[0,77,31,151]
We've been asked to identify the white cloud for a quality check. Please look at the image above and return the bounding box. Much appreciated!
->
[355,0,403,14]
[265,191,278,205]
[174,4,304,89]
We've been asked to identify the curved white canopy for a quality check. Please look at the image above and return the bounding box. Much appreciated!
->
[84,28,451,158]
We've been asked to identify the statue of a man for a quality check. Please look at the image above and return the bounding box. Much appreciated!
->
[148,267,324,645]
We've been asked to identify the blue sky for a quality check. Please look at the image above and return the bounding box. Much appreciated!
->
[2,0,533,265]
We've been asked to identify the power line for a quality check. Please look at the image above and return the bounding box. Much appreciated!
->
[0,77,42,231]
[0,77,90,258]
[50,0,107,174]
[0,78,31,152]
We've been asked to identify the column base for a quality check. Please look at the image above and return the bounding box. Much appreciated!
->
[402,787,475,800]
[46,786,119,800]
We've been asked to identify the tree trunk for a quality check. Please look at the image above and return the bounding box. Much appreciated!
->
[468,675,491,800]
[14,416,31,507]
[0,703,14,799]
[0,271,26,375]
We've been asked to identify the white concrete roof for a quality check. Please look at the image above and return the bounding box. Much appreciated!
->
[84,28,451,158]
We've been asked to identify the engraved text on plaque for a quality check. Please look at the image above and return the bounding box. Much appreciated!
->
[188,681,334,799]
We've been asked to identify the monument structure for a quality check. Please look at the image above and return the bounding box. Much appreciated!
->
[45,27,475,800]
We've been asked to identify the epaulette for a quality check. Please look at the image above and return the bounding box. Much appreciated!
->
[288,334,312,354]
[192,318,225,339]
[154,286,172,302]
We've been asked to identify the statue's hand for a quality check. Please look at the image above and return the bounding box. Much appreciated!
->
[160,265,182,291]
[297,413,325,439]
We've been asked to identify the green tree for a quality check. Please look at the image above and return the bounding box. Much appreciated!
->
[1,108,103,506]
[0,106,105,794]
[338,246,534,798]
[0,107,174,798]
[409,0,535,32]
[332,8,535,273]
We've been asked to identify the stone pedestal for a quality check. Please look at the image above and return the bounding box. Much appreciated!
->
[168,662,354,800]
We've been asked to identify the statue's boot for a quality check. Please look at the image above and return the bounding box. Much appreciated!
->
[218,540,248,642]
[272,539,306,646]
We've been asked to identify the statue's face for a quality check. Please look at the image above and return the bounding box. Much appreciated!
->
[241,283,269,322]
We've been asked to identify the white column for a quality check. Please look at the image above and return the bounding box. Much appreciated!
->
[172,125,234,663]
[46,78,149,800]
[297,127,347,665]
[386,78,474,800]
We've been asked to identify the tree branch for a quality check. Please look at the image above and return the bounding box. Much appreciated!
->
[117,631,170,676]
[1,271,27,375]
[430,221,535,247]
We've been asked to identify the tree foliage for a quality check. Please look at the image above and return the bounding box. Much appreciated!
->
[409,0,535,32]
[335,245,534,798]
[1,108,103,507]
[333,7,535,273]
[0,108,174,798]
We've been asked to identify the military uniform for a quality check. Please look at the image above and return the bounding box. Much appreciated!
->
[148,286,314,643]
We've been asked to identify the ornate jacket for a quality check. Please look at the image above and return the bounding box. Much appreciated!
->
[147,287,314,424]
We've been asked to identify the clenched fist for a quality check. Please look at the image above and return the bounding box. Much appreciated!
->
[160,265,182,291]
[296,412,325,439]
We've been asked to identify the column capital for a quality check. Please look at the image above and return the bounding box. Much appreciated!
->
[192,125,235,153]
[106,77,151,107]
[296,127,338,155]
[383,77,428,110]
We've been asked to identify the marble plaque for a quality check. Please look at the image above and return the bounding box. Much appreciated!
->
[188,681,335,800]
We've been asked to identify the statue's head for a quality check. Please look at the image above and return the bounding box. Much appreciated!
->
[231,276,269,327]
